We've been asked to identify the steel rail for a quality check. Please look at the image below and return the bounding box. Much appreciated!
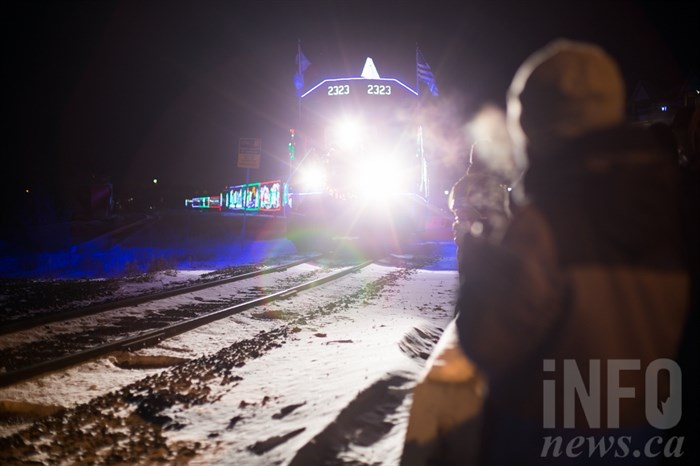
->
[0,259,373,388]
[0,255,322,336]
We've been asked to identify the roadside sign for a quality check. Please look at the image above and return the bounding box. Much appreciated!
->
[238,138,261,169]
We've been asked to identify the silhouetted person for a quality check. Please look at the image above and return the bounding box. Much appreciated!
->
[455,39,690,465]
[448,141,512,265]
[402,115,517,465]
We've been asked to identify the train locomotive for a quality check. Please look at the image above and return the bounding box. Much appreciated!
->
[286,57,432,252]
[185,55,437,253]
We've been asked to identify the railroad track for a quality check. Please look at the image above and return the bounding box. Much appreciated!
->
[0,257,375,388]
[0,254,322,336]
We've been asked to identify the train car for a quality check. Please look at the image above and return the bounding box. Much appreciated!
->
[185,194,222,210]
[223,180,286,212]
[287,57,432,252]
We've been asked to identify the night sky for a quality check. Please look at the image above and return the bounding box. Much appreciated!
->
[5,0,699,212]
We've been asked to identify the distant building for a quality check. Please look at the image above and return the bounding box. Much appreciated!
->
[628,78,700,125]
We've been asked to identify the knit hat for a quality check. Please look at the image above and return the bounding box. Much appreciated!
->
[507,39,625,164]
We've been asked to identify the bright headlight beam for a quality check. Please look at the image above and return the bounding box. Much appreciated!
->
[300,164,326,191]
[333,118,363,149]
[350,157,405,196]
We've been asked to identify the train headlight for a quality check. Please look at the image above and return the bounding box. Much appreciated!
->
[299,164,326,191]
[350,157,404,195]
[332,118,363,150]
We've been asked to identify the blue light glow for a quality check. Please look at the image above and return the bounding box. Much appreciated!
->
[0,213,297,279]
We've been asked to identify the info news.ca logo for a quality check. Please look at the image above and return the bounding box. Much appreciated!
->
[541,359,684,460]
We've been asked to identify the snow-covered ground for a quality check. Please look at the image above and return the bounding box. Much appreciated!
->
[0,262,347,354]
[0,238,460,465]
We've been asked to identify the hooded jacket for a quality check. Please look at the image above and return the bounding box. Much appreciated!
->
[455,40,690,465]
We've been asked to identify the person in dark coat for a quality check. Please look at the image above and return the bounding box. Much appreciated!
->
[402,122,514,466]
[448,141,512,261]
[455,39,690,465]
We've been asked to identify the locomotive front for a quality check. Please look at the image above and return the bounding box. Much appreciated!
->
[287,63,430,252]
